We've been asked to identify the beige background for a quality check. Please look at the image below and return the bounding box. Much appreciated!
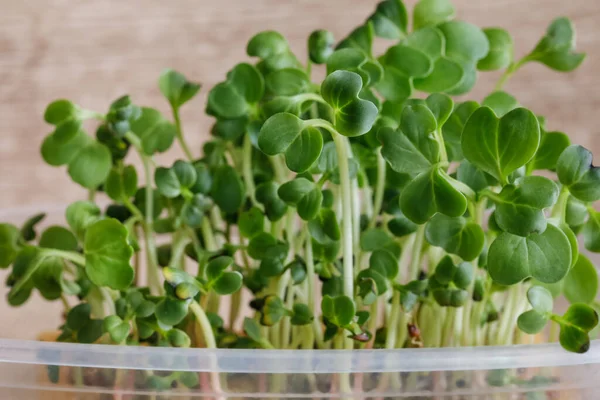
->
[0,0,599,339]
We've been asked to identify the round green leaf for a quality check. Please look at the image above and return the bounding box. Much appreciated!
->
[278,178,322,220]
[265,68,310,96]
[255,182,288,222]
[517,310,548,334]
[105,165,138,202]
[399,167,467,224]
[66,141,112,189]
[461,106,540,183]
[321,70,378,137]
[238,207,264,239]
[491,176,559,237]
[382,44,433,78]
[425,214,484,261]
[167,328,191,348]
[321,295,355,327]
[487,224,571,285]
[39,226,78,251]
[308,29,335,64]
[207,63,264,119]
[155,298,189,326]
[84,219,134,290]
[103,315,130,343]
[66,201,101,241]
[359,228,393,252]
[442,101,479,161]
[413,0,455,30]
[308,209,341,244]
[247,31,289,59]
[527,286,554,313]
[368,0,408,39]
[413,57,465,93]
[557,145,600,202]
[212,271,243,295]
[129,107,177,155]
[290,303,314,326]
[210,165,245,214]
[477,28,513,71]
[41,127,92,167]
[438,21,490,63]
[206,256,234,281]
[564,254,598,304]
[530,131,571,171]
[158,69,201,109]
[369,249,399,280]
[247,232,289,261]
[44,100,80,125]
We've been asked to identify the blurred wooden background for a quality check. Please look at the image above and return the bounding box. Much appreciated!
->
[0,0,598,338]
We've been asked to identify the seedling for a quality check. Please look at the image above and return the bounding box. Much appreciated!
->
[1,2,598,382]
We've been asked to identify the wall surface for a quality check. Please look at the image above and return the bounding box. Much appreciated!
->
[0,0,598,338]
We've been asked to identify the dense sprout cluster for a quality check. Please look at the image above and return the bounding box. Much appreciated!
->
[2,0,600,362]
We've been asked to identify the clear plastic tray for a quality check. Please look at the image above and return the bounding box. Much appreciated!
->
[1,338,599,399]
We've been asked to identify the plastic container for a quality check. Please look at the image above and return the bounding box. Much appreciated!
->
[0,338,599,399]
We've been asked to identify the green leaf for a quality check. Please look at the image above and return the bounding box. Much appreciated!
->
[155,160,197,198]
[321,295,356,327]
[212,272,243,295]
[456,160,497,192]
[290,303,314,326]
[53,119,84,144]
[255,182,288,222]
[211,165,245,214]
[0,224,20,268]
[438,21,490,64]
[565,196,588,230]
[67,141,112,189]
[129,107,177,155]
[206,256,234,281]
[258,113,323,173]
[308,209,341,244]
[558,303,598,353]
[378,105,439,175]
[265,68,310,96]
[155,298,189,326]
[259,258,285,278]
[482,91,519,118]
[321,70,378,137]
[180,194,210,228]
[44,100,81,125]
[369,249,399,280]
[490,176,559,237]
[77,319,104,344]
[247,232,289,261]
[527,286,554,313]
[557,145,600,202]
[278,178,322,220]
[487,224,572,285]
[584,210,600,252]
[66,201,101,241]
[207,63,264,119]
[477,28,513,71]
[84,219,134,290]
[41,129,92,167]
[261,295,288,326]
[387,213,418,238]
[453,262,474,290]
[158,69,201,109]
[39,226,78,251]
[336,23,374,55]
[425,214,485,261]
[308,29,335,64]
[530,131,571,172]
[527,17,585,72]
[247,31,289,59]
[360,228,393,252]
[400,167,467,224]
[425,93,453,128]
[238,207,264,239]
[327,48,384,87]
[413,57,464,94]
[442,101,479,161]
[20,213,46,242]
[244,317,263,343]
[461,106,540,184]
[167,329,191,348]
[368,0,408,39]
[105,165,138,202]
[564,254,598,304]
[413,0,455,30]
[518,310,548,334]
[66,303,91,331]
[381,45,433,79]
[103,315,130,343]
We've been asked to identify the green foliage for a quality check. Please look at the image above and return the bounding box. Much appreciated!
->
[3,1,598,355]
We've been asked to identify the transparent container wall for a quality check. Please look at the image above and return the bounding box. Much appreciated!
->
[1,339,600,399]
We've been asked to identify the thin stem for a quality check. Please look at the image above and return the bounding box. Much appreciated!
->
[331,131,354,301]
[434,129,448,165]
[88,189,96,203]
[172,108,194,161]
[242,133,259,207]
[409,225,426,281]
[201,217,218,252]
[43,249,86,266]
[551,188,570,224]
[385,291,401,349]
[369,148,387,229]
[494,58,529,91]
[189,302,217,348]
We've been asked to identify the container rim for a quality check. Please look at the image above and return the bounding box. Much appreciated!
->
[0,338,599,373]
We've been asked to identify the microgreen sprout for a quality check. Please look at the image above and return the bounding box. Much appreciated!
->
[2,2,598,383]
